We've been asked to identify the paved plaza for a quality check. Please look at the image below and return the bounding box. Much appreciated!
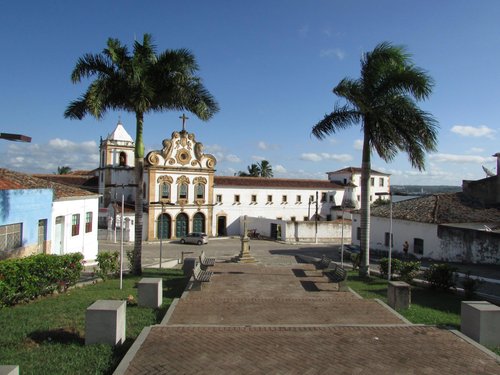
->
[111,241,500,375]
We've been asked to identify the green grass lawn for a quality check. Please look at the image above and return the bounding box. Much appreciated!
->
[0,268,188,375]
[347,271,500,356]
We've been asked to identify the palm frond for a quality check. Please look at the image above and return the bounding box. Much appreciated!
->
[71,53,114,83]
[312,104,360,139]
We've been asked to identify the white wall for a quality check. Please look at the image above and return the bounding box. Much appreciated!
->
[213,186,342,236]
[351,213,440,258]
[51,196,99,261]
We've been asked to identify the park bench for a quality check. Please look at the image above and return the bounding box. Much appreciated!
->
[200,250,215,267]
[193,261,213,282]
[315,254,333,269]
[323,262,347,283]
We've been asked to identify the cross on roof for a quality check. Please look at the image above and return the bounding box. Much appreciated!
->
[180,114,189,132]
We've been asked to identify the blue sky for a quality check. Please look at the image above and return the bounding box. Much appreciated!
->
[0,0,499,185]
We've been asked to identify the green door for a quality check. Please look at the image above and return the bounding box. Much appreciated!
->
[158,213,171,239]
[193,212,205,233]
[175,213,188,238]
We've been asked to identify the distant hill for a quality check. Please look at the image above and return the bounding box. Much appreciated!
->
[391,185,461,195]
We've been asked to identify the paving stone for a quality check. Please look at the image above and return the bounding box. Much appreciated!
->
[122,326,500,375]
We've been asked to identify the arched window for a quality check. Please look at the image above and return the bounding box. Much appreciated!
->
[119,151,127,166]
[195,184,204,199]
[161,183,170,200]
[179,183,188,200]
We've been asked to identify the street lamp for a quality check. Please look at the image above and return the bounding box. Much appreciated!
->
[376,192,393,281]
[0,132,31,142]
[158,201,175,268]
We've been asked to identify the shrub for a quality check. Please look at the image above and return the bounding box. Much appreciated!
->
[423,263,458,291]
[399,261,421,283]
[379,258,421,282]
[0,253,83,307]
[94,252,120,280]
[379,258,403,278]
[461,271,483,299]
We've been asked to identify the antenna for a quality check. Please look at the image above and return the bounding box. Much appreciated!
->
[482,165,495,177]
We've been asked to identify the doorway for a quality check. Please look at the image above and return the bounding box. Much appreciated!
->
[217,216,227,236]
[175,213,189,238]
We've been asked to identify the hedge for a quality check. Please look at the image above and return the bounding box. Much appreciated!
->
[0,253,84,307]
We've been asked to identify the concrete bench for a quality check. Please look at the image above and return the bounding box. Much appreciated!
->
[387,281,411,310]
[461,301,500,346]
[85,300,126,345]
[0,366,19,375]
[138,278,163,308]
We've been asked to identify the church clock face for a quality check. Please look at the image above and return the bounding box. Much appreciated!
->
[176,149,191,165]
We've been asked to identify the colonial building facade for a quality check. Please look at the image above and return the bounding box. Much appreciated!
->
[97,121,391,241]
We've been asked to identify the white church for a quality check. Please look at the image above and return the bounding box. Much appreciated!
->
[97,120,391,243]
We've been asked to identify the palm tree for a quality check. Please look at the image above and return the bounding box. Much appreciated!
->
[65,34,219,275]
[258,160,273,178]
[238,163,260,177]
[312,42,438,277]
[56,166,72,175]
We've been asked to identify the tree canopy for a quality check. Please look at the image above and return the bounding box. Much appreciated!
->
[312,42,438,276]
[65,34,219,274]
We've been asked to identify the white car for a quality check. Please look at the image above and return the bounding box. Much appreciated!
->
[180,232,208,245]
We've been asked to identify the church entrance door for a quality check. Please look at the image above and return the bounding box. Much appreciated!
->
[175,213,188,238]
[217,216,227,236]
[158,213,171,239]
[193,212,205,233]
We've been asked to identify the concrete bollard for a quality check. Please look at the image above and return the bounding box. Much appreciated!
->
[0,366,19,375]
[182,257,196,277]
[85,300,126,345]
[387,281,411,310]
[138,278,163,308]
[461,301,500,346]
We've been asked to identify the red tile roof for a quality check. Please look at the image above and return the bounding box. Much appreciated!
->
[370,193,500,224]
[0,169,98,199]
[327,167,390,176]
[214,176,343,189]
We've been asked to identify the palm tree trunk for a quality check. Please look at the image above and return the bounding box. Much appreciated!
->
[359,130,371,277]
[132,112,145,275]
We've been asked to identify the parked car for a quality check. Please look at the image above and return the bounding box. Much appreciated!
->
[180,232,208,245]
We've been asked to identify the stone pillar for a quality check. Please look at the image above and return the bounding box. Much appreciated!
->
[138,278,163,308]
[461,301,500,346]
[85,300,126,345]
[387,281,411,310]
[0,366,19,375]
[238,215,256,263]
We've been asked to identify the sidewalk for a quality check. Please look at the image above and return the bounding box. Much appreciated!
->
[113,260,500,374]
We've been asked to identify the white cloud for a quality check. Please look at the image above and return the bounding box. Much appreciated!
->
[468,147,484,153]
[320,48,345,60]
[3,139,99,173]
[428,153,494,164]
[225,154,241,163]
[301,152,352,162]
[451,125,496,139]
[251,155,265,161]
[257,141,268,150]
[353,139,363,150]
[274,164,287,173]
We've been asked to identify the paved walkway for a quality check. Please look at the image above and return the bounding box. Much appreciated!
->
[114,259,500,374]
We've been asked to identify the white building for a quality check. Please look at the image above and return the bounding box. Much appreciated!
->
[351,192,500,264]
[97,121,391,242]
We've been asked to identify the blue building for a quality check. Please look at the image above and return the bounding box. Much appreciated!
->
[0,174,53,259]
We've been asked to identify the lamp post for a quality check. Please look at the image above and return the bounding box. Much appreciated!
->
[315,191,319,244]
[376,192,393,280]
[158,201,175,269]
